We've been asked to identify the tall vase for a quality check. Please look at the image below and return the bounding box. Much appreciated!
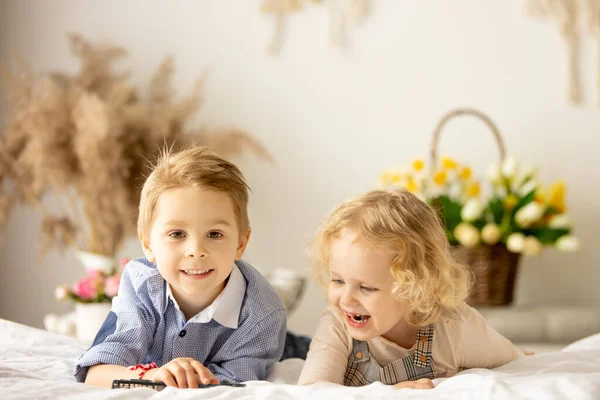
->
[75,302,112,344]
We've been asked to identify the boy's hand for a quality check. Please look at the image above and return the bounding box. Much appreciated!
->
[394,378,434,389]
[145,358,219,388]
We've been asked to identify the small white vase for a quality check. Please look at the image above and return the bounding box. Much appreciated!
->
[74,250,115,274]
[268,269,306,314]
[75,302,112,344]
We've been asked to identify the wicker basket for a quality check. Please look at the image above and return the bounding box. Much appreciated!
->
[430,108,521,306]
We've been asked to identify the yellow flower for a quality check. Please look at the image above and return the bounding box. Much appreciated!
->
[442,157,458,170]
[504,195,518,210]
[379,170,401,187]
[390,172,402,184]
[459,167,472,180]
[406,178,418,193]
[412,159,425,172]
[433,170,447,186]
[548,181,566,213]
[534,187,547,204]
[466,183,480,197]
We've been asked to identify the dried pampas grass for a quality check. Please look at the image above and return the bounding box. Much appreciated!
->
[0,34,269,257]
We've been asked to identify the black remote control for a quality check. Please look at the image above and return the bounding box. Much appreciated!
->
[112,378,246,391]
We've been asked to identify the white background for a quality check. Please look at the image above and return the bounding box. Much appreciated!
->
[0,0,598,335]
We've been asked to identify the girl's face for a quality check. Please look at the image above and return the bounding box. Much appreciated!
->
[328,229,410,344]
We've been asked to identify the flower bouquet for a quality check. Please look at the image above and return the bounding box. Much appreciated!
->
[378,108,579,305]
[55,257,129,304]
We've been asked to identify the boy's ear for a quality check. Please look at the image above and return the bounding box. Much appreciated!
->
[138,232,156,262]
[235,228,252,260]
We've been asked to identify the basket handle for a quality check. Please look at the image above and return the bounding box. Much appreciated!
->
[430,108,507,166]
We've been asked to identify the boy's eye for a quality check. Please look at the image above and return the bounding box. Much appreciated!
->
[361,286,377,293]
[207,231,223,239]
[168,231,186,239]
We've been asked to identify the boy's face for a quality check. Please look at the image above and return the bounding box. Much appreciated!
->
[328,229,410,344]
[141,185,250,313]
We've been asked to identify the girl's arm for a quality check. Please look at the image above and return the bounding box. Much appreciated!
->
[297,308,350,385]
[456,304,521,369]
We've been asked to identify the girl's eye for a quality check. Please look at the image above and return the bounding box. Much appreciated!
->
[208,231,223,239]
[331,279,344,285]
[169,231,186,239]
[361,286,377,293]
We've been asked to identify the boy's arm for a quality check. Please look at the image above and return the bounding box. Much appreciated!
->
[297,308,349,385]
[206,307,287,382]
[85,364,145,387]
[456,304,521,369]
[74,267,157,385]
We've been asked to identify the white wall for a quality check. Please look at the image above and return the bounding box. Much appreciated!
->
[1,0,599,336]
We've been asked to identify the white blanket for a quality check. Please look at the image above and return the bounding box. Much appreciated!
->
[1,318,599,399]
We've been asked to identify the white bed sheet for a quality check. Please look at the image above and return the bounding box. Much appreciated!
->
[1,318,600,399]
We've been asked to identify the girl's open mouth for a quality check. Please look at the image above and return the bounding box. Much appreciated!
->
[345,312,371,328]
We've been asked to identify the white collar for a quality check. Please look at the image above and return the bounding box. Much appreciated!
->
[165,263,246,329]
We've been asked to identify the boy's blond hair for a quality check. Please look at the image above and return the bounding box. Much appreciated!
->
[308,188,471,327]
[138,146,250,240]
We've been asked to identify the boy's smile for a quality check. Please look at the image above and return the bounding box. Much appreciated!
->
[141,185,250,320]
[181,268,213,278]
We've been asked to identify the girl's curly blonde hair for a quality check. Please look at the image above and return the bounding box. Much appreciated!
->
[307,188,471,326]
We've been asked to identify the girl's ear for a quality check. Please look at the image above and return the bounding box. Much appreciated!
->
[235,228,252,260]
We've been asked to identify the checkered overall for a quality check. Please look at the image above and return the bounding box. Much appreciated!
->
[343,325,436,386]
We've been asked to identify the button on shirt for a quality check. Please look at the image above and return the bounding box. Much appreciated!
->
[74,258,286,383]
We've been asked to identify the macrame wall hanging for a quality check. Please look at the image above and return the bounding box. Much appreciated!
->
[525,0,600,106]
[261,0,370,55]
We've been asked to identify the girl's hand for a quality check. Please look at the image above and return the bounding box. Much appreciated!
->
[145,358,219,388]
[394,378,434,389]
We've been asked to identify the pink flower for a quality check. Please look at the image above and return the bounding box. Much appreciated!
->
[73,275,99,300]
[104,275,121,298]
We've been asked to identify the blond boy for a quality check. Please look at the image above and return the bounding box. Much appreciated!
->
[75,147,286,388]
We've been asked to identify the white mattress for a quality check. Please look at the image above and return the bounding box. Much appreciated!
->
[1,318,599,399]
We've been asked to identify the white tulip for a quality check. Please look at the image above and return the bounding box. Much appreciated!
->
[518,180,539,197]
[515,202,545,228]
[454,223,480,248]
[481,224,501,245]
[448,182,463,202]
[556,236,581,252]
[461,199,484,222]
[488,163,501,184]
[548,214,572,229]
[501,156,519,180]
[522,236,544,256]
[506,233,525,253]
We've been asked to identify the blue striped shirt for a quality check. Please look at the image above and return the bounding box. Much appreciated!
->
[74,258,286,383]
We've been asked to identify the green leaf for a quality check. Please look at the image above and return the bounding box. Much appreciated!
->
[524,227,570,244]
[512,191,536,215]
[488,197,505,224]
[436,195,463,233]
